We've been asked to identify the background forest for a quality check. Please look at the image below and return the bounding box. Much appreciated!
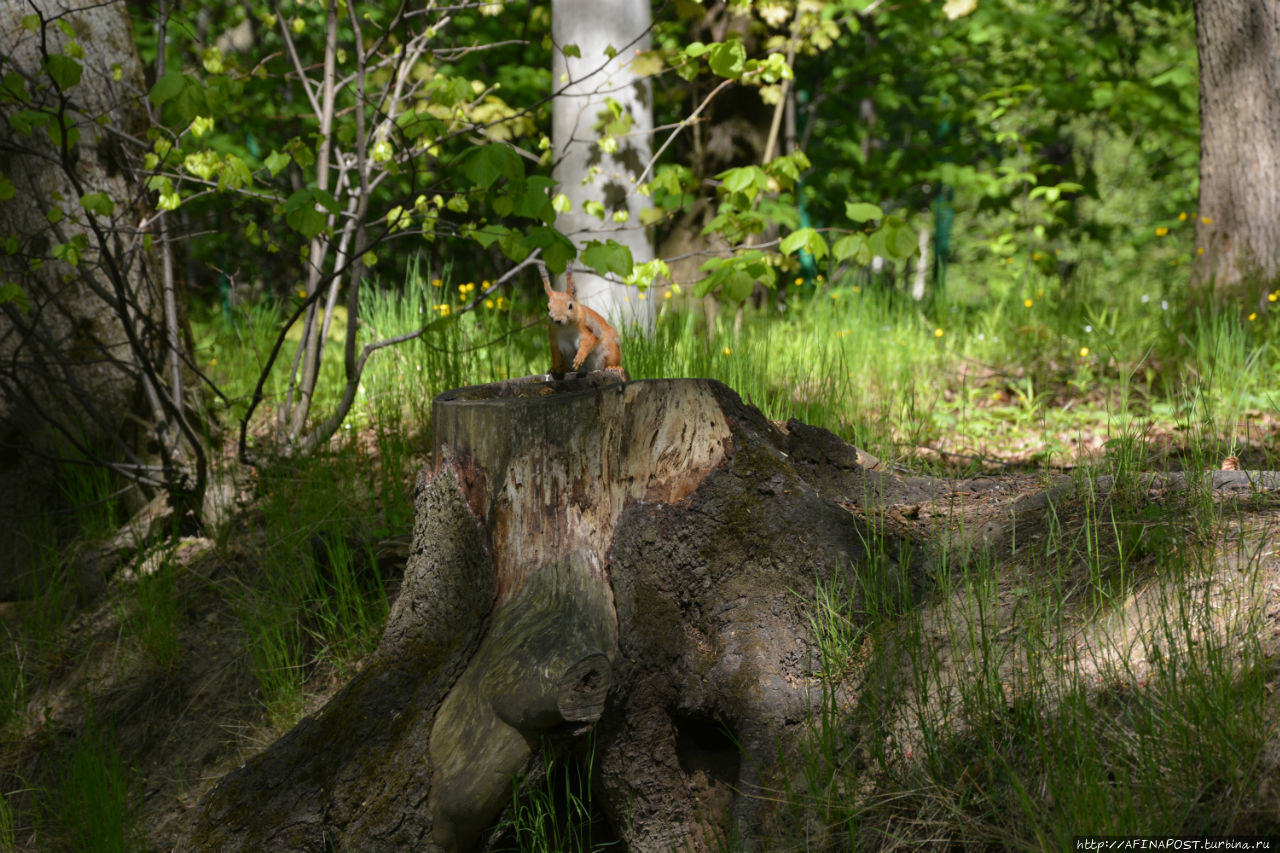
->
[3,0,1280,849]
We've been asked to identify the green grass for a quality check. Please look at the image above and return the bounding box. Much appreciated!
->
[39,716,140,852]
[223,435,404,729]
[119,550,183,671]
[774,427,1273,849]
[499,732,615,853]
[2,193,1274,849]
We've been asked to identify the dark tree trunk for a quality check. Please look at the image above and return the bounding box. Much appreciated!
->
[179,375,944,851]
[0,1,198,593]
[1192,0,1280,294]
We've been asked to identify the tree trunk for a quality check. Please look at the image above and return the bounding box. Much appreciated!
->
[1192,0,1280,294]
[179,375,946,851]
[0,0,175,595]
[551,0,655,329]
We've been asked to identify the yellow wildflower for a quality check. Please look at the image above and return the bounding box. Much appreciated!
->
[1249,312,1257,322]
[1270,292,1279,303]
[1024,298,1033,308]
[1080,347,1089,357]
[1178,211,1187,221]
[663,290,672,300]
[721,346,731,356]
[1201,216,1213,224]
[794,277,803,286]
[934,328,944,338]
[484,298,495,309]
[431,278,443,288]
[638,292,647,301]
[831,292,840,301]
[1155,226,1169,237]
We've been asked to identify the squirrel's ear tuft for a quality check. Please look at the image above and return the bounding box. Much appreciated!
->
[565,270,578,299]
[540,263,554,297]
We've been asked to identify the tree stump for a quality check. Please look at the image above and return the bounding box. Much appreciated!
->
[180,375,935,852]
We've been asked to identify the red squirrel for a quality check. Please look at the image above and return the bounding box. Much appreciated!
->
[541,266,623,376]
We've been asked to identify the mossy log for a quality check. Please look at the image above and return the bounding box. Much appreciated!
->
[180,375,943,852]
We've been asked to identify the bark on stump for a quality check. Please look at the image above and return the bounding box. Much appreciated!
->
[180,375,931,852]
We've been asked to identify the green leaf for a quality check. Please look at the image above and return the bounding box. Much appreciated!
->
[285,137,315,169]
[722,266,754,301]
[880,216,918,260]
[43,54,82,90]
[581,240,634,278]
[892,225,918,259]
[780,227,817,256]
[561,43,581,59]
[833,233,871,265]
[283,189,330,238]
[463,144,510,190]
[52,234,87,266]
[0,282,29,313]
[8,109,48,136]
[21,14,39,32]
[46,114,80,151]
[521,227,576,273]
[311,187,340,214]
[172,77,207,121]
[264,150,291,176]
[513,187,553,222]
[0,72,26,102]
[79,192,113,217]
[807,232,830,261]
[397,107,443,140]
[582,200,606,220]
[219,154,254,190]
[719,165,767,199]
[0,174,13,202]
[149,72,184,107]
[778,227,829,261]
[708,40,746,79]
[845,201,884,223]
[471,224,509,249]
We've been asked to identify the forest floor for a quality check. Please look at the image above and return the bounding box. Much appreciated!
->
[4,406,1280,850]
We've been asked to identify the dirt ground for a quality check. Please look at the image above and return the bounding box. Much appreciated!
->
[4,447,1280,851]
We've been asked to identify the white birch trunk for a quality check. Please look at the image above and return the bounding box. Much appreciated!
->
[551,0,655,330]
